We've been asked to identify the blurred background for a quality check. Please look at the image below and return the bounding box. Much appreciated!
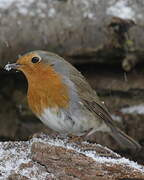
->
[0,0,144,162]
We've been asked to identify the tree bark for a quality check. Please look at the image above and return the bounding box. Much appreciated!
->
[1,135,143,179]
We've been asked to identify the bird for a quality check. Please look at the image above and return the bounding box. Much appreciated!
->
[5,50,141,152]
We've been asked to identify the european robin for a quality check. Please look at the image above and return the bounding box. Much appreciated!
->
[5,50,141,151]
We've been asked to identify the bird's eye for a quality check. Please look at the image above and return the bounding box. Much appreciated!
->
[31,56,41,63]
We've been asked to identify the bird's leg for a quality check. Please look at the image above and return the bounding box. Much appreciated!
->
[68,135,84,143]
[68,128,93,143]
[82,128,94,138]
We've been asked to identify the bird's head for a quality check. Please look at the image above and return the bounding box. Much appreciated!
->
[5,50,70,78]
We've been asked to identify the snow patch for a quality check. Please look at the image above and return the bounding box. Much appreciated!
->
[107,0,135,20]
[83,12,95,19]
[47,8,56,17]
[81,0,98,20]
[18,163,50,179]
[81,0,100,9]
[5,63,12,71]
[16,0,35,15]
[0,0,47,16]
[121,104,144,114]
[111,114,122,122]
[0,141,51,179]
[0,0,15,9]
[0,141,30,179]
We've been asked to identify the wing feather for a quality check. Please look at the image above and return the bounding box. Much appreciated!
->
[69,70,116,129]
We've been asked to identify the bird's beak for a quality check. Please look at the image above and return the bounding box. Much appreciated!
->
[4,63,21,71]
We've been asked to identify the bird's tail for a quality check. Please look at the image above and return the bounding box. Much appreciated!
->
[110,127,141,153]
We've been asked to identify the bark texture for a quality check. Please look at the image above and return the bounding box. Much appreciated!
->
[0,134,143,180]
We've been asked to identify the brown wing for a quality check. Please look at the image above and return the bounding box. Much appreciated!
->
[83,99,116,129]
[69,71,116,129]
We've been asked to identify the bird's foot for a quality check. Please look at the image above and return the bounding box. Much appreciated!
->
[68,135,84,144]
[29,132,46,140]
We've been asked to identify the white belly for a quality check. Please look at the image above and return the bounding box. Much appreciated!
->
[38,108,73,133]
[38,107,110,136]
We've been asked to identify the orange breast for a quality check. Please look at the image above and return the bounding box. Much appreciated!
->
[27,65,69,116]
